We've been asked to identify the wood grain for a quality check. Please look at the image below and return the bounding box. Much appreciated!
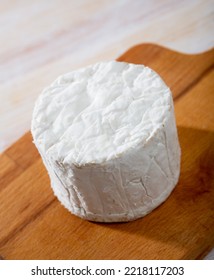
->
[5,132,40,170]
[0,44,214,260]
[1,0,214,153]
[0,154,23,191]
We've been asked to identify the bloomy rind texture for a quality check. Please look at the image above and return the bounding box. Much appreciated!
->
[31,61,181,222]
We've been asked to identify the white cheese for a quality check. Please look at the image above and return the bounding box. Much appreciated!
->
[31,61,181,222]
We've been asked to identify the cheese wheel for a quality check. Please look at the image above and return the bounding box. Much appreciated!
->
[31,61,181,222]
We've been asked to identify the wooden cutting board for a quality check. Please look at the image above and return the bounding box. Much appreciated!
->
[0,44,214,260]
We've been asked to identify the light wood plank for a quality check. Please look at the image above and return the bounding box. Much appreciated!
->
[1,0,214,152]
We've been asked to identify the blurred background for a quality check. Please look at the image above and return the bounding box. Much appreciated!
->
[0,0,213,152]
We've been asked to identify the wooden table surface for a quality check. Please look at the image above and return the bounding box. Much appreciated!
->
[0,0,214,259]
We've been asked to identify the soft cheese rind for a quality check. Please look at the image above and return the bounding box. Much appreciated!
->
[31,61,180,222]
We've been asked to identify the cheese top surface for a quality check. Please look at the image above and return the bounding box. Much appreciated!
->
[32,61,171,165]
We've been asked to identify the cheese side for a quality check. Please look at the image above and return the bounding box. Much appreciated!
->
[31,61,181,222]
